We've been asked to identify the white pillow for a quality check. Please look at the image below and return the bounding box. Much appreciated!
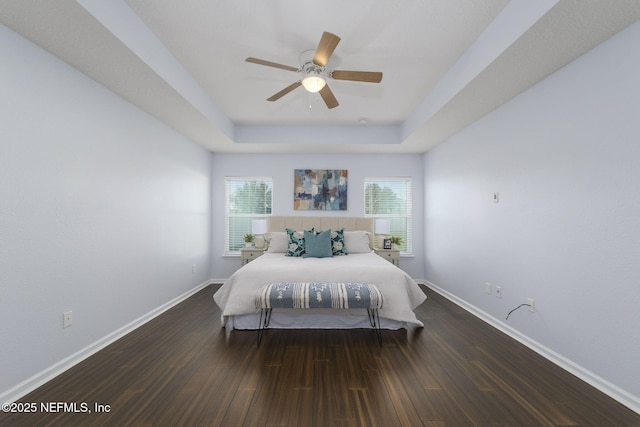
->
[344,231,372,253]
[265,232,289,253]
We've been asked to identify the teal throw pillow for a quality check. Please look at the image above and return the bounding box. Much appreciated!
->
[303,229,333,258]
[330,228,347,256]
[286,228,311,257]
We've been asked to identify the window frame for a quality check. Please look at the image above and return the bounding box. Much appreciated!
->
[224,176,273,255]
[363,176,413,255]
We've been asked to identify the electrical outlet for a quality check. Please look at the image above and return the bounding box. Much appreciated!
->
[528,298,535,312]
[63,311,73,328]
[485,282,491,295]
[192,264,196,274]
[495,286,502,298]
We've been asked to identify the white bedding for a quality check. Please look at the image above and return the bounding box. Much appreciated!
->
[213,252,426,330]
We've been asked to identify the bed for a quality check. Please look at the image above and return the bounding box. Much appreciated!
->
[213,216,426,330]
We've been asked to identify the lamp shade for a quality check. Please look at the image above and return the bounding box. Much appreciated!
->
[375,219,390,235]
[252,219,267,235]
[301,75,326,93]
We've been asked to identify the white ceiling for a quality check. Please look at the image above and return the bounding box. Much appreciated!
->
[1,0,639,154]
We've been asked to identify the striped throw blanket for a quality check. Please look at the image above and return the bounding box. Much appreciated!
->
[256,282,384,310]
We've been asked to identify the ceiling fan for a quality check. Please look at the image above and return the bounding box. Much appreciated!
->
[246,31,383,109]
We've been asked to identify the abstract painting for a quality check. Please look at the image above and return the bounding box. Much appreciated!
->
[294,169,348,210]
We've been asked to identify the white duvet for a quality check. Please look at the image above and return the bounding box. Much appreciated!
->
[213,252,426,328]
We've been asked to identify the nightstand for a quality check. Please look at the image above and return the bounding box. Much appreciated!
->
[241,248,264,265]
[375,249,400,267]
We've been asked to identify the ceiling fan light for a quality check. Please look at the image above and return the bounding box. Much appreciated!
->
[301,75,326,93]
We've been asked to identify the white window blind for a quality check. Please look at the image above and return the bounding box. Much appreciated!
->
[364,177,412,254]
[225,177,272,254]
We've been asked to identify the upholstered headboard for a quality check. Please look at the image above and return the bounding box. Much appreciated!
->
[267,216,374,248]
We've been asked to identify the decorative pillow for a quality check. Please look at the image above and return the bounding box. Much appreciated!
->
[303,229,333,258]
[265,232,288,253]
[330,228,347,256]
[344,231,372,253]
[285,228,312,257]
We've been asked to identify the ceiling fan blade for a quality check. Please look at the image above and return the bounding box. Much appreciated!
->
[319,85,339,109]
[331,70,383,83]
[267,82,302,101]
[246,57,299,72]
[313,32,341,67]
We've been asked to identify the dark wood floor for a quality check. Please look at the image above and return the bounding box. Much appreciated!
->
[2,284,639,426]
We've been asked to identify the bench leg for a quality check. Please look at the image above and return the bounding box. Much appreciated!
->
[257,308,272,346]
[367,308,383,346]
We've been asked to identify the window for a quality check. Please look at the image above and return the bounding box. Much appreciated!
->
[364,177,412,254]
[225,177,272,254]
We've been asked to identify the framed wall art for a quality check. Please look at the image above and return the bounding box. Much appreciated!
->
[294,169,347,210]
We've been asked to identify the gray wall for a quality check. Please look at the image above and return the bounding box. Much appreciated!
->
[423,22,640,405]
[210,153,425,280]
[0,25,212,397]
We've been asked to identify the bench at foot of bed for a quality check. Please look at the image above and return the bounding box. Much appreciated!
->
[254,282,384,346]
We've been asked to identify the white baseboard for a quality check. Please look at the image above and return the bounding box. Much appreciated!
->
[422,280,640,415]
[0,280,213,404]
